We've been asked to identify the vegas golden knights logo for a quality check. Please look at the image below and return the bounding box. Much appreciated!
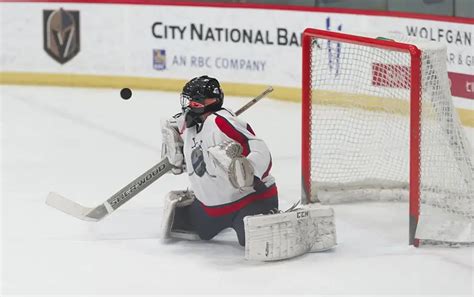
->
[43,8,80,64]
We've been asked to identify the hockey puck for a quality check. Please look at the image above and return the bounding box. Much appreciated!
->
[120,88,132,100]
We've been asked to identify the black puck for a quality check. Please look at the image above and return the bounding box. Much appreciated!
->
[120,88,132,100]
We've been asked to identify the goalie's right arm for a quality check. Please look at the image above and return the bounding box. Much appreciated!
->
[161,116,185,175]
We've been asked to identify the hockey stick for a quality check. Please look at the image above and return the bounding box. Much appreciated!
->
[46,158,173,221]
[46,86,273,221]
[235,86,273,116]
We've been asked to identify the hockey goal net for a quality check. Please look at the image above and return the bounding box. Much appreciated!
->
[301,29,473,246]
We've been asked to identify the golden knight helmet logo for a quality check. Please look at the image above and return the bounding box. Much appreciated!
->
[43,8,80,64]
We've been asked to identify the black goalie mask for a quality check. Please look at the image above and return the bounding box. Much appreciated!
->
[180,75,224,128]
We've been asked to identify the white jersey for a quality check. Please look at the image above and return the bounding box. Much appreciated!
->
[177,109,276,216]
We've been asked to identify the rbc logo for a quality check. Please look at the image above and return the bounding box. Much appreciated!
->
[153,49,166,70]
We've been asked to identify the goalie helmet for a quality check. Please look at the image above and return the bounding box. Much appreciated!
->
[180,75,224,114]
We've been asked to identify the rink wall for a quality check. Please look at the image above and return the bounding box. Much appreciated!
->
[1,1,473,125]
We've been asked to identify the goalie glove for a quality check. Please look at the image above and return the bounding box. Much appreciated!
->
[161,117,185,175]
[207,141,255,190]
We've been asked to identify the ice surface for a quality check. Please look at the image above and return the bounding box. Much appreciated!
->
[1,85,472,296]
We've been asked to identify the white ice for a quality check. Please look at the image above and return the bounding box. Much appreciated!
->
[1,85,472,296]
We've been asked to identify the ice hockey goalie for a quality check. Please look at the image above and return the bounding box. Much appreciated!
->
[160,75,337,261]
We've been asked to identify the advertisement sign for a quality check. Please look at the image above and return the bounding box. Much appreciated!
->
[1,2,472,110]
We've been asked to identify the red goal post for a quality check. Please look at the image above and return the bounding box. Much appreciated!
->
[301,29,473,247]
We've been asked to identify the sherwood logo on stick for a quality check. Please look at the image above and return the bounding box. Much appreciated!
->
[43,8,80,64]
[109,162,169,208]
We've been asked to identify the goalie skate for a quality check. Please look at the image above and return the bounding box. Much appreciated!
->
[244,204,336,261]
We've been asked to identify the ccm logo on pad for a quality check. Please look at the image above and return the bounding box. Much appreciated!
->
[297,211,308,218]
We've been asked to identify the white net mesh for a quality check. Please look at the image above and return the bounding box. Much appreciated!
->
[307,32,473,243]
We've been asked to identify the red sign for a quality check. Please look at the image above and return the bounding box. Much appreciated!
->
[448,72,474,99]
[372,63,411,89]
[372,63,473,100]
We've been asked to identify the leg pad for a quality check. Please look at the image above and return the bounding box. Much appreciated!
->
[244,204,337,261]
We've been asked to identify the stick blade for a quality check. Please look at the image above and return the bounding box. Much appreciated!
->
[46,192,100,222]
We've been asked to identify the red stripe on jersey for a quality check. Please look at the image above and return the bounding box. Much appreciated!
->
[246,124,256,136]
[200,185,277,217]
[262,158,272,179]
[215,115,250,156]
